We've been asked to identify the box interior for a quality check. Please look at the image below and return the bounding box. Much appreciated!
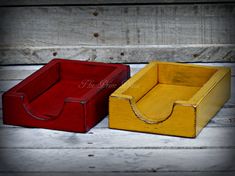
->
[17,61,116,117]
[123,63,218,122]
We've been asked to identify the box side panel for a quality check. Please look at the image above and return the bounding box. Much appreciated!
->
[196,71,231,135]
[59,60,116,82]
[86,66,130,131]
[58,101,86,132]
[109,96,196,138]
[2,93,87,132]
[158,63,217,87]
[17,62,60,102]
[122,63,157,102]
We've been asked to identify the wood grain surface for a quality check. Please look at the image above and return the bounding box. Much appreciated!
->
[0,63,234,176]
[0,3,234,64]
[1,0,235,6]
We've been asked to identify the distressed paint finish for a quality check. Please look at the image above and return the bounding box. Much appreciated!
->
[0,63,234,175]
[1,59,130,132]
[109,62,231,137]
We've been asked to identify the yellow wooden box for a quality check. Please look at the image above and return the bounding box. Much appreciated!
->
[109,62,231,138]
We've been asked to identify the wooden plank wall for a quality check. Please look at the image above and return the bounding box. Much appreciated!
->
[0,0,234,64]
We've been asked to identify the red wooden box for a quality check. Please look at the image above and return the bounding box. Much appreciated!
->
[2,59,130,132]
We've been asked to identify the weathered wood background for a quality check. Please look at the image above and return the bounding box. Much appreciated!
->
[0,1,235,176]
[0,0,235,64]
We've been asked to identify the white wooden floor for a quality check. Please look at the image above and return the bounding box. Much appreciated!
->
[0,63,235,176]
